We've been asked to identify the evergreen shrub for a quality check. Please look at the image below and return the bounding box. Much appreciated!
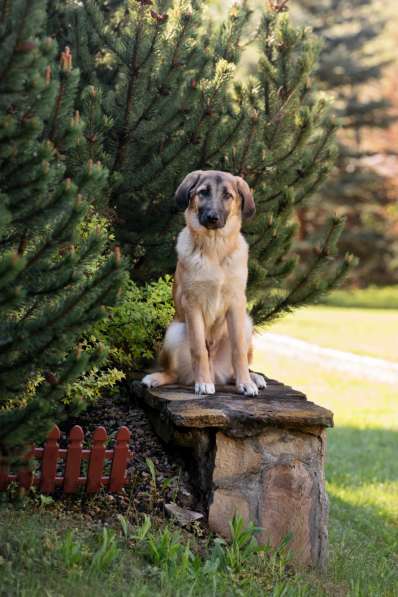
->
[90,276,174,374]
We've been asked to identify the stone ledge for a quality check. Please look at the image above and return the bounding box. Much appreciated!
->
[133,376,333,437]
[132,374,333,569]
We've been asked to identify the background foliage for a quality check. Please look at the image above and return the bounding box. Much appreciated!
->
[51,0,353,327]
[0,0,126,460]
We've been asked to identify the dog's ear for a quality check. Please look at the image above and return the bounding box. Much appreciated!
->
[236,176,255,220]
[175,171,203,210]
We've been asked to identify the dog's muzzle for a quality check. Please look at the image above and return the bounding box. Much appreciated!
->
[199,210,226,229]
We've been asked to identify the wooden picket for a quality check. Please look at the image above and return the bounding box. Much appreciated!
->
[64,425,84,493]
[0,425,132,495]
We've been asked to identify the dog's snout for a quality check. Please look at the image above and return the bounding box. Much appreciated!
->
[206,211,220,224]
[198,207,225,229]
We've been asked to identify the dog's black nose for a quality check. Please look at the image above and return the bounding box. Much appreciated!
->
[206,211,220,224]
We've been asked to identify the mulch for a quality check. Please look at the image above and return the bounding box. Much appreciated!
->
[49,388,199,526]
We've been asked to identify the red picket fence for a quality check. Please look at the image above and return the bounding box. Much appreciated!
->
[0,425,133,494]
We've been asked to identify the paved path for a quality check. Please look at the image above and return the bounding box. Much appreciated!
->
[254,333,398,385]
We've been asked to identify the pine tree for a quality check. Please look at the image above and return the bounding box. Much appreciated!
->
[51,0,353,324]
[296,0,397,285]
[0,0,126,463]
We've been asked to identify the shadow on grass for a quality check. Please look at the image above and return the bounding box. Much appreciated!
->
[323,425,398,594]
[326,426,398,486]
[326,490,398,595]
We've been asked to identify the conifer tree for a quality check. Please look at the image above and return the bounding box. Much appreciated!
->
[51,0,353,323]
[0,0,126,463]
[296,0,396,284]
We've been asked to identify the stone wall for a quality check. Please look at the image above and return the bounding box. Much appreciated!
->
[133,376,333,569]
[209,427,328,568]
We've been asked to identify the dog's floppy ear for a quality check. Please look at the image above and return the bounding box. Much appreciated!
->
[175,170,203,210]
[236,176,255,220]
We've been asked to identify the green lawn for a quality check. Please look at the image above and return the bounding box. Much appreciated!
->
[262,305,398,362]
[252,346,398,597]
[0,505,321,597]
[321,286,398,310]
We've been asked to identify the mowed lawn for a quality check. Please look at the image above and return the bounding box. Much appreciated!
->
[253,307,398,596]
[261,305,398,362]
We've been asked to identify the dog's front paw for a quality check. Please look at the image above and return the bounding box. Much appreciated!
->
[195,382,215,396]
[237,381,259,396]
[142,373,162,388]
[250,372,267,389]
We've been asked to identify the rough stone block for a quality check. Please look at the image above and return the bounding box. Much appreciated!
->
[208,489,251,537]
[213,434,262,483]
[134,375,332,569]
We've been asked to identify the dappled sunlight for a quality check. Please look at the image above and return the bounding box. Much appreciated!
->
[252,349,398,429]
[328,483,398,525]
[257,306,398,363]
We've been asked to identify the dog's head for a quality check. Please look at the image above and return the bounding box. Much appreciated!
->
[175,170,255,230]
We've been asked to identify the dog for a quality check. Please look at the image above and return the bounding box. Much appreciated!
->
[142,170,266,396]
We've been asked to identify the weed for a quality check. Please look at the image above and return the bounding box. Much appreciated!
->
[90,528,120,574]
[131,514,152,542]
[38,495,54,509]
[219,514,269,572]
[145,457,159,510]
[58,530,86,568]
[117,513,130,541]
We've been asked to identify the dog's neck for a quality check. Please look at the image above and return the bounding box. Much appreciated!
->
[180,213,242,263]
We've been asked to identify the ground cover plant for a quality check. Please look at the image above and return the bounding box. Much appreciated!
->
[0,508,316,597]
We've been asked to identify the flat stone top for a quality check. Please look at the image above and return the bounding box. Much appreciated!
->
[135,376,334,432]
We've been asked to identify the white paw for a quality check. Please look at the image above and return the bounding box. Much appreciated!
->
[237,381,259,396]
[250,372,267,389]
[142,374,161,388]
[195,382,215,396]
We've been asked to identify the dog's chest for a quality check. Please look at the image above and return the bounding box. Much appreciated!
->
[187,252,241,325]
[177,228,248,326]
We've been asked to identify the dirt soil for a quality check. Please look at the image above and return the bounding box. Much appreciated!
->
[50,389,198,526]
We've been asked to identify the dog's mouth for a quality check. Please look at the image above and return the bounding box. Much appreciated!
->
[203,221,225,230]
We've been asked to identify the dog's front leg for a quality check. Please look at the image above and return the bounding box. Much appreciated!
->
[186,308,215,395]
[227,305,259,397]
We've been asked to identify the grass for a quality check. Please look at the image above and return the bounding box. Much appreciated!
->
[0,507,315,597]
[320,286,398,310]
[263,305,398,362]
[252,347,398,597]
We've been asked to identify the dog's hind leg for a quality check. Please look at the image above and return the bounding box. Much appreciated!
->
[142,370,177,388]
[142,320,194,389]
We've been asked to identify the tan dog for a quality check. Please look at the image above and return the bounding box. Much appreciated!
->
[142,170,266,396]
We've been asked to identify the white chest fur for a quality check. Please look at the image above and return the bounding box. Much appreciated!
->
[176,227,248,328]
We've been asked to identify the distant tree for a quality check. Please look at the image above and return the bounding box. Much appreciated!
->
[49,0,353,324]
[296,0,397,285]
[0,0,126,463]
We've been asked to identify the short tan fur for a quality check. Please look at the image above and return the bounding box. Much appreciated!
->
[142,170,266,396]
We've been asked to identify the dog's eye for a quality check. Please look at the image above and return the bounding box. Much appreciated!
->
[198,188,209,197]
[223,193,233,200]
